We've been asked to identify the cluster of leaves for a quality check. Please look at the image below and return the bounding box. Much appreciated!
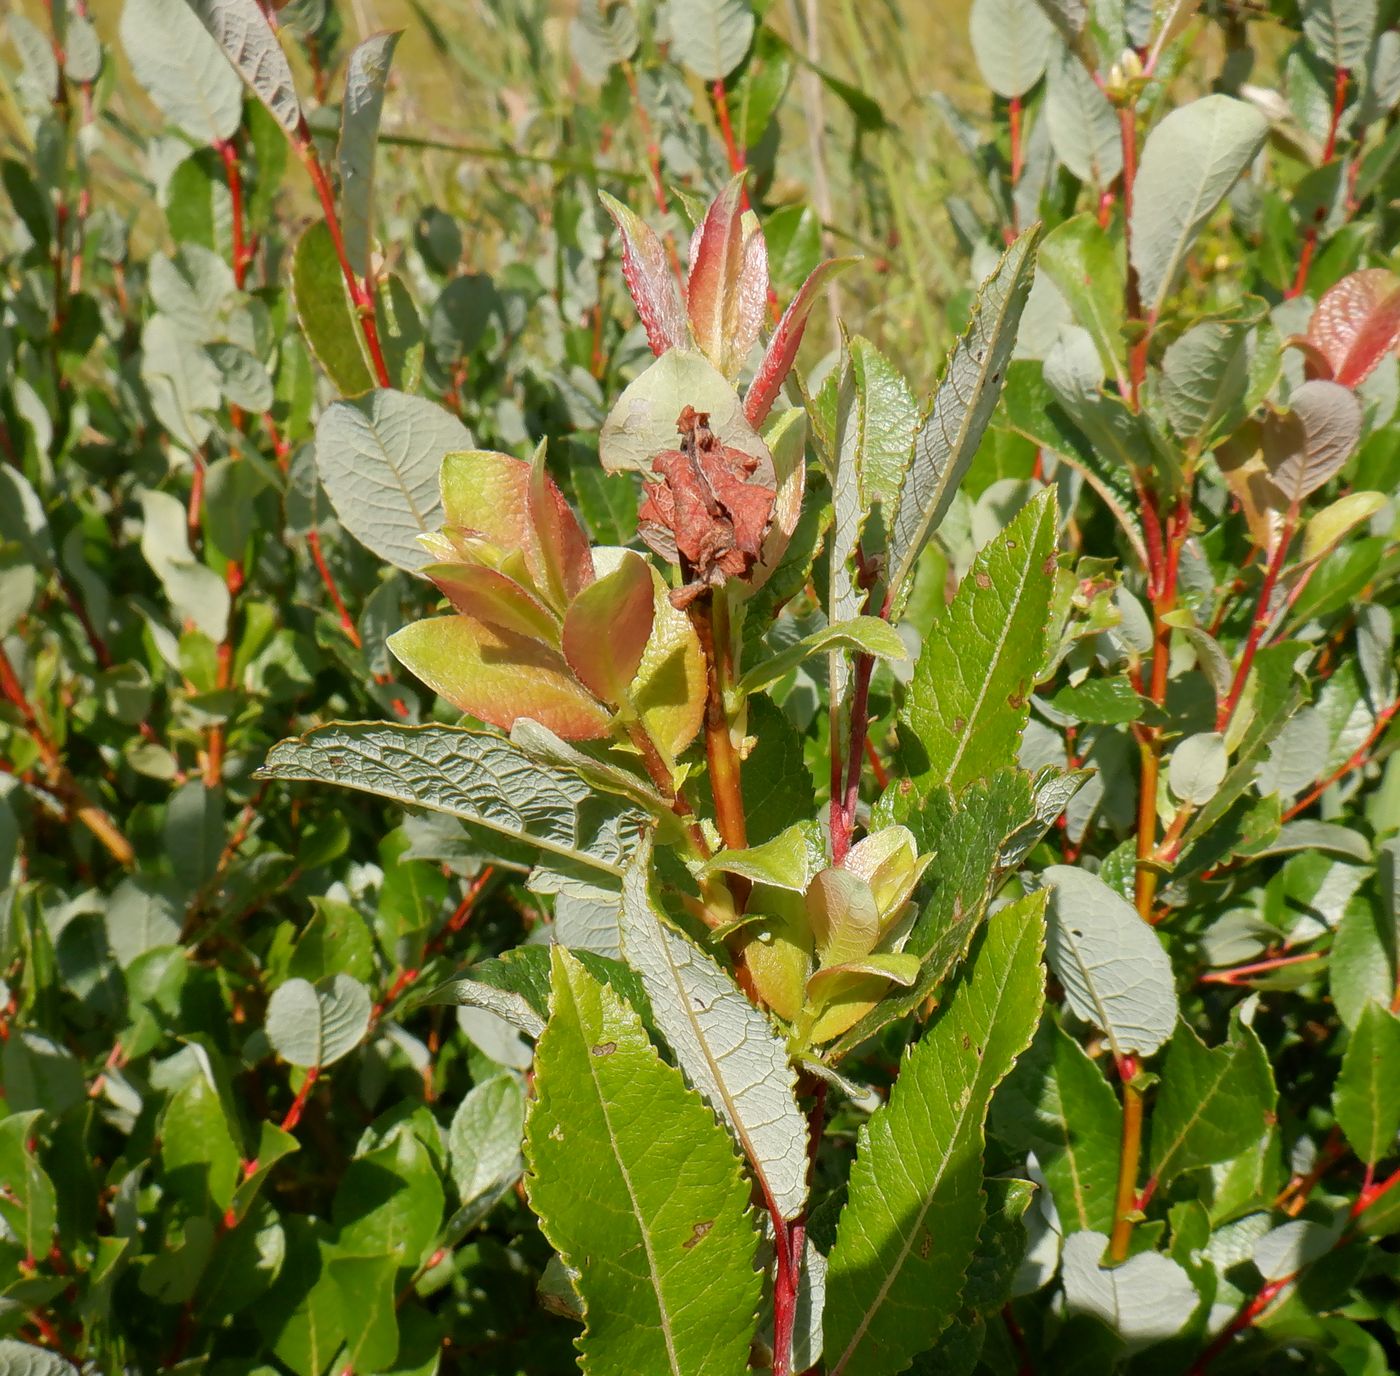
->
[3,1,1400,1376]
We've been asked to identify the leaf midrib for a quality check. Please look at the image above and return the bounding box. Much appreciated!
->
[573,976,683,1376]
[830,918,1035,1375]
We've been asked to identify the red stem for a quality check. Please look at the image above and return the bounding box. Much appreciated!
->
[1288,66,1350,300]
[294,120,391,388]
[1216,517,1296,733]
[217,138,251,288]
[1198,948,1323,986]
[711,78,748,199]
[280,1064,319,1133]
[1281,700,1398,821]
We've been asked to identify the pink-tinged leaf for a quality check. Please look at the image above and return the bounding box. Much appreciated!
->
[599,191,688,356]
[1262,379,1363,505]
[389,615,612,740]
[734,210,770,373]
[440,449,533,556]
[527,442,595,607]
[1306,268,1400,388]
[561,552,656,705]
[685,172,750,379]
[744,257,860,427]
[424,562,560,642]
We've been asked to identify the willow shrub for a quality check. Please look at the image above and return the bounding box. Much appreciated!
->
[3,0,1400,1373]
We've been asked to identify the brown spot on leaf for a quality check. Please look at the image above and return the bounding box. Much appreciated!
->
[974,572,992,589]
[919,1231,933,1260]
[591,1042,617,1057]
[1043,555,1057,575]
[1007,692,1025,710]
[953,717,967,733]
[962,1033,971,1050]
[683,1220,714,1249]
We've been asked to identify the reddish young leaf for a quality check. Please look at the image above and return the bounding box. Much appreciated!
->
[424,562,560,642]
[599,191,688,357]
[1305,268,1400,388]
[744,257,860,427]
[527,442,595,608]
[561,552,656,705]
[684,173,754,379]
[440,449,534,559]
[389,614,612,740]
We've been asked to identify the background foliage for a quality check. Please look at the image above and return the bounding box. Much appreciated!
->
[2,0,1400,1373]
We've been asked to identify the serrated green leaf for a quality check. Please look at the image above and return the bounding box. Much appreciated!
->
[1333,1002,1400,1164]
[1148,1019,1276,1188]
[904,489,1058,791]
[257,722,647,882]
[886,226,1042,613]
[1301,0,1378,69]
[619,840,809,1220]
[824,894,1046,1376]
[1042,865,1178,1057]
[525,948,762,1374]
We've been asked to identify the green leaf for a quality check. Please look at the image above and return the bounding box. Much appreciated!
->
[0,1343,78,1376]
[618,840,809,1220]
[1060,1230,1197,1347]
[334,1130,444,1260]
[992,1017,1122,1233]
[670,0,755,81]
[696,823,816,892]
[1301,0,1378,69]
[739,615,908,698]
[187,0,303,133]
[886,226,1042,613]
[291,220,374,396]
[525,948,762,1375]
[0,1112,56,1261]
[1333,1002,1400,1164]
[258,721,646,882]
[1129,96,1268,317]
[1168,731,1228,805]
[904,489,1058,791]
[448,1072,525,1209]
[1038,215,1125,385]
[1301,491,1387,565]
[119,0,242,144]
[315,389,470,571]
[1160,320,1252,444]
[837,774,1044,1057]
[969,0,1054,98]
[338,31,401,280]
[1045,43,1122,186]
[1042,865,1178,1057]
[824,896,1046,1376]
[1148,1018,1276,1188]
[1051,676,1144,725]
[327,1255,399,1372]
[164,779,225,891]
[600,349,772,480]
[265,975,372,1068]
[1330,880,1397,1030]
[162,1068,241,1212]
[421,945,652,1037]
